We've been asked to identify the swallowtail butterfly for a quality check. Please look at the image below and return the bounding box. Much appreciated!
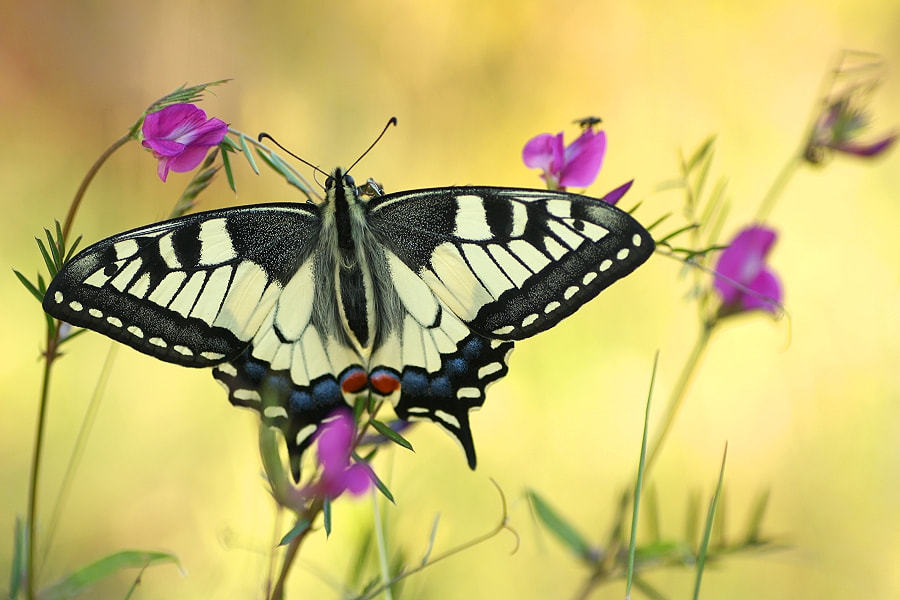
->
[43,169,654,479]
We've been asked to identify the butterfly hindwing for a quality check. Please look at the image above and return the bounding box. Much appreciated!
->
[43,203,322,366]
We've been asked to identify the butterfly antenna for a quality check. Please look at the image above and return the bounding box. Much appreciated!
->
[257,132,329,179]
[347,117,398,175]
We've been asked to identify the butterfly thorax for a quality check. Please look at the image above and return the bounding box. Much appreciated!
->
[324,168,381,357]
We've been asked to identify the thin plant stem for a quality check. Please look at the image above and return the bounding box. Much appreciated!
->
[643,323,713,477]
[62,134,132,241]
[39,345,118,574]
[754,155,802,222]
[269,500,322,600]
[26,328,58,600]
[372,489,394,600]
[27,133,134,599]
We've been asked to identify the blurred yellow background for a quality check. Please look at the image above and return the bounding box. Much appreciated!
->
[2,0,899,598]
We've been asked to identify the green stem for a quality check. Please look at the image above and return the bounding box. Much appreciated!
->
[643,323,713,477]
[754,154,802,222]
[269,504,319,600]
[27,328,59,599]
[27,132,133,599]
[372,490,394,600]
[62,134,131,241]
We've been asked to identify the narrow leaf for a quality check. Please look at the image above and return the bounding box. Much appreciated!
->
[370,419,414,451]
[526,489,594,562]
[743,488,770,545]
[627,351,658,597]
[13,270,44,303]
[693,443,728,600]
[685,136,716,172]
[63,235,83,263]
[39,550,181,600]
[256,149,309,194]
[9,516,26,599]
[36,237,56,277]
[239,133,260,175]
[278,518,311,546]
[220,143,236,193]
[323,496,333,536]
[421,514,441,565]
[44,227,62,268]
[364,461,395,504]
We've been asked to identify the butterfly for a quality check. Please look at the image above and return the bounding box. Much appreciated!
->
[43,168,654,479]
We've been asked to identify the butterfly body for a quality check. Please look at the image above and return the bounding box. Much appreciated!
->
[44,168,654,478]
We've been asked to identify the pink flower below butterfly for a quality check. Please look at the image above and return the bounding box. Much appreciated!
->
[301,410,372,500]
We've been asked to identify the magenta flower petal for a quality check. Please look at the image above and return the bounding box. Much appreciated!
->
[559,129,607,188]
[714,225,782,315]
[832,132,897,157]
[141,103,227,182]
[342,464,374,495]
[523,124,607,190]
[522,133,563,171]
[601,179,633,206]
[302,409,373,500]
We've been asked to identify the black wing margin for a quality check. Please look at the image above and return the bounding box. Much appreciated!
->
[43,203,321,367]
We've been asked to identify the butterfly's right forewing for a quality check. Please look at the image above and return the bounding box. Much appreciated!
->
[43,203,322,367]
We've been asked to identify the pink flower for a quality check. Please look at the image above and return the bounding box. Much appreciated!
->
[714,226,783,316]
[302,410,372,500]
[523,126,607,191]
[141,103,227,182]
[805,95,896,164]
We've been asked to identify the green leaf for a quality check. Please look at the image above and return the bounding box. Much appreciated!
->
[146,80,231,113]
[239,133,260,175]
[364,460,395,504]
[13,270,43,303]
[279,518,311,546]
[370,419,414,451]
[526,489,595,563]
[693,443,728,600]
[63,234,83,263]
[220,143,236,193]
[9,516,26,599]
[353,394,367,422]
[44,228,62,270]
[627,352,658,597]
[743,488,770,545]
[39,550,181,600]
[634,539,694,565]
[323,496,333,537]
[255,149,310,194]
[36,236,56,278]
[685,136,716,173]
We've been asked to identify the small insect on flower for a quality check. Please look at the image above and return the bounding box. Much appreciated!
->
[141,103,228,182]
[523,122,608,191]
[300,410,373,500]
[713,225,783,317]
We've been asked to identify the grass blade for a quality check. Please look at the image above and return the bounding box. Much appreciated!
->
[692,443,728,600]
[526,489,594,563]
[627,351,658,598]
[39,550,181,600]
